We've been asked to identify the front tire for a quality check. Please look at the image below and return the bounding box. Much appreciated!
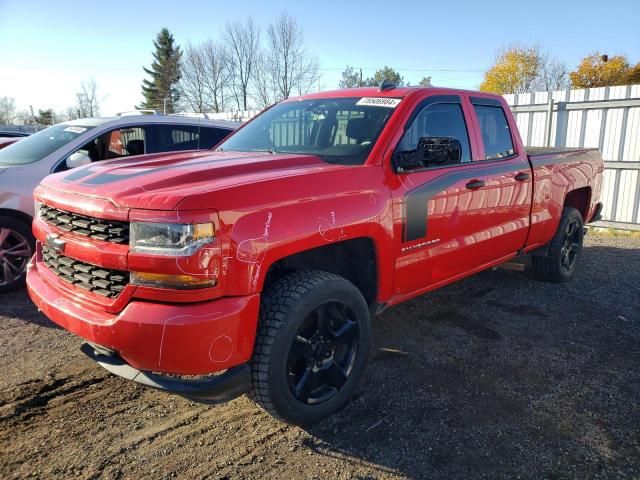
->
[250,270,371,425]
[0,216,35,293]
[531,207,584,283]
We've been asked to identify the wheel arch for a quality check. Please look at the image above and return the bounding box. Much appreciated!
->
[563,187,591,221]
[0,208,33,227]
[261,237,379,307]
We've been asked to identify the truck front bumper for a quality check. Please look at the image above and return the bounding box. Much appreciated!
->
[26,259,261,386]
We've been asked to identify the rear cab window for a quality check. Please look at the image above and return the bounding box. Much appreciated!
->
[471,99,515,160]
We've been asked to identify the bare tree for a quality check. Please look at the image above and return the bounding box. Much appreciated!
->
[202,41,230,112]
[180,40,231,113]
[265,13,319,101]
[224,18,260,111]
[253,52,279,109]
[0,97,16,124]
[75,78,100,118]
[15,109,35,125]
[538,57,569,91]
[64,106,80,121]
[180,43,209,112]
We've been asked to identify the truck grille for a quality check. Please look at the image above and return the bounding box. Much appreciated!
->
[41,245,129,298]
[39,204,129,244]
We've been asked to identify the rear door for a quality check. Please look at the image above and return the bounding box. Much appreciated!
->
[465,96,532,263]
[389,93,531,298]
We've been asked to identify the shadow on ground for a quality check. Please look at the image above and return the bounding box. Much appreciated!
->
[301,244,640,478]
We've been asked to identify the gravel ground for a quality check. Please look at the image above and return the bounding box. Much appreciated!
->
[1,233,639,479]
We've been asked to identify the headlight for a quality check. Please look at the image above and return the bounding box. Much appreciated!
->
[130,222,214,256]
[34,200,42,218]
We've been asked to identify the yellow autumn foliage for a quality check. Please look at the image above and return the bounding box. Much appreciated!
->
[569,53,635,88]
[479,46,543,95]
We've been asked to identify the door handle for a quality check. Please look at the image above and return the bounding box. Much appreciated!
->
[514,172,531,182]
[466,179,485,190]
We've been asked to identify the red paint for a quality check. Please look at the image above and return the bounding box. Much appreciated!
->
[27,87,604,376]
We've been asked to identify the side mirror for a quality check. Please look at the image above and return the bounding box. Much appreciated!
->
[395,136,462,171]
[66,150,92,169]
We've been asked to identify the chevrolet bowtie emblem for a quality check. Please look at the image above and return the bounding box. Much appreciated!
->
[45,233,66,253]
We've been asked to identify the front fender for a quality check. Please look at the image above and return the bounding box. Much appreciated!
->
[222,189,394,300]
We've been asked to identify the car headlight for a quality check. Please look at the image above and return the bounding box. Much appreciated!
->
[130,222,214,256]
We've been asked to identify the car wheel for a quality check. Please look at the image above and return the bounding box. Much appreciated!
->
[250,270,371,425]
[531,207,584,283]
[0,216,35,293]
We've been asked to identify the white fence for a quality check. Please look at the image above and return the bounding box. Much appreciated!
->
[208,110,261,123]
[505,84,640,230]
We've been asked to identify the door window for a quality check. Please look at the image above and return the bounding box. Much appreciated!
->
[472,105,515,159]
[77,127,146,162]
[54,126,146,172]
[396,103,471,168]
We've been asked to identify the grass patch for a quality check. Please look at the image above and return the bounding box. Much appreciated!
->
[590,227,640,237]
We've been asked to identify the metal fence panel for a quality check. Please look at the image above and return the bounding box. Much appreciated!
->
[506,84,640,230]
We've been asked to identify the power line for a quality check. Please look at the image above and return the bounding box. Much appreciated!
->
[317,66,485,72]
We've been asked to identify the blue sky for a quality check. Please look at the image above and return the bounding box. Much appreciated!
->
[1,0,639,115]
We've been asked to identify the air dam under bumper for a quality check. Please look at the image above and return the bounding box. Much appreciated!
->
[81,343,251,403]
[26,260,261,377]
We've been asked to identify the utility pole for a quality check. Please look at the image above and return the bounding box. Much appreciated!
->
[359,68,363,86]
[163,97,168,115]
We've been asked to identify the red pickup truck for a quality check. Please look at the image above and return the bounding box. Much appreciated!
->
[27,85,604,425]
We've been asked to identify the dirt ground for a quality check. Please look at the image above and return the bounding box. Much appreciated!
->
[1,233,639,479]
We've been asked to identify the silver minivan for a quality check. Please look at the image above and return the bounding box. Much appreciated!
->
[0,114,238,292]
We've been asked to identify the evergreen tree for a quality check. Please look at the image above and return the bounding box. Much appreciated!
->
[35,109,54,125]
[364,66,404,87]
[140,28,182,113]
[339,66,364,88]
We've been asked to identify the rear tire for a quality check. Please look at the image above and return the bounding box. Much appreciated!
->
[531,207,584,283]
[250,270,371,425]
[0,215,35,293]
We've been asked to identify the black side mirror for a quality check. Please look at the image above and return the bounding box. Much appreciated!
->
[395,136,462,171]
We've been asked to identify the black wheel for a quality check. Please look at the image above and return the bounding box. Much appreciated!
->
[250,270,371,425]
[0,216,35,293]
[531,207,584,283]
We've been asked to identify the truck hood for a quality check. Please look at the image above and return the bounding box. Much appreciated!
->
[38,150,349,211]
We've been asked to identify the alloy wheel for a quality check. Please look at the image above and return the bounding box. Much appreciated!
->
[560,219,581,272]
[0,228,32,287]
[287,301,359,405]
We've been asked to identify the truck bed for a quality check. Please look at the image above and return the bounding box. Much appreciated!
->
[526,146,599,158]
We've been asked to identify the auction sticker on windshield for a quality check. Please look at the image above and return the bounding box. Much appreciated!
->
[63,126,88,134]
[355,97,401,108]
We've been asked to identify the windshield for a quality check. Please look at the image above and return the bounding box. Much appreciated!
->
[217,97,400,165]
[0,124,95,166]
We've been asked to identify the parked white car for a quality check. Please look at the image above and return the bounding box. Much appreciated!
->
[0,114,238,292]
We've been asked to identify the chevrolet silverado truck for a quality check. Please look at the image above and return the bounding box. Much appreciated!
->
[27,85,604,425]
